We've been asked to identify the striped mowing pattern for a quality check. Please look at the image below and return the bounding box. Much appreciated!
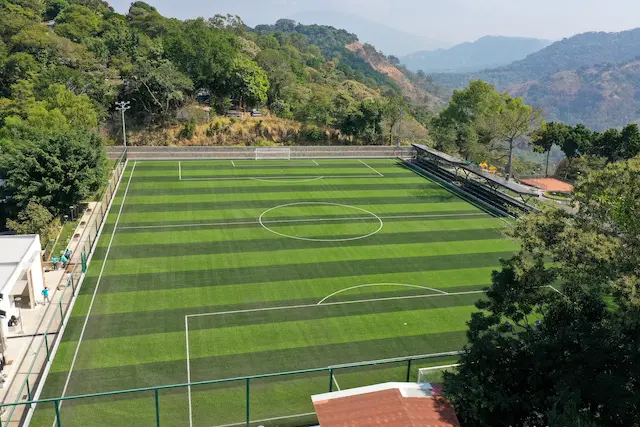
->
[33,159,516,427]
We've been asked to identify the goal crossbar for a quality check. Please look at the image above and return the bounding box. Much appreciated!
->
[255,147,291,160]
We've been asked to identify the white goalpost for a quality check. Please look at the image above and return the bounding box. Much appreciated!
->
[255,147,291,160]
[417,364,460,383]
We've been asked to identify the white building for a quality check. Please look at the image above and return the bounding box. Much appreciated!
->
[0,235,45,348]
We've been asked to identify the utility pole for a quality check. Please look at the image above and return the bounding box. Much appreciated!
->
[396,105,403,146]
[115,101,131,147]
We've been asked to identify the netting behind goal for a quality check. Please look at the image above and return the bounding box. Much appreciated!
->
[417,364,459,383]
[255,147,291,160]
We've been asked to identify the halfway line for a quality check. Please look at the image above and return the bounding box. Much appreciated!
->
[118,212,490,230]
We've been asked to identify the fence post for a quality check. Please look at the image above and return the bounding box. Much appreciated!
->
[329,368,334,392]
[26,378,31,401]
[406,359,412,382]
[245,378,250,427]
[154,389,160,427]
[54,400,62,427]
[88,233,92,249]
[44,334,50,361]
[59,301,64,319]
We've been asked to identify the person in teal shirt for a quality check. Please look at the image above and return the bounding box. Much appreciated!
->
[42,287,50,304]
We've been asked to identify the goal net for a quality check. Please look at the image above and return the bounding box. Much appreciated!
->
[255,147,291,160]
[417,364,459,383]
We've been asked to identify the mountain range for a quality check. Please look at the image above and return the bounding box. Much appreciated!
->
[400,36,553,74]
[431,28,640,89]
[290,10,449,56]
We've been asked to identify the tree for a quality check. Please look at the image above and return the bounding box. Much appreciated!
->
[498,96,543,179]
[122,59,193,123]
[227,55,269,109]
[164,18,238,101]
[387,55,400,65]
[432,80,503,160]
[531,121,569,177]
[445,158,640,426]
[0,130,107,216]
[54,5,102,42]
[383,96,404,144]
[7,202,60,244]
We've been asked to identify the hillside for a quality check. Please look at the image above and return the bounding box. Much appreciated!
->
[432,27,640,89]
[509,60,640,131]
[401,36,552,74]
[345,41,444,107]
[291,10,448,56]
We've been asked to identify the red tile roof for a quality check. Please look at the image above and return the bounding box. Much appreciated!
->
[521,178,574,193]
[314,386,461,427]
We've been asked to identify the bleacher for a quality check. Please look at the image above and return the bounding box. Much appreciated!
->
[409,144,541,217]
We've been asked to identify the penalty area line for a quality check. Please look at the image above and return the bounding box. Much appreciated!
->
[185,289,486,319]
[359,159,384,177]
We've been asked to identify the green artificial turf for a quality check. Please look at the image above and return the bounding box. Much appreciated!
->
[29,158,515,427]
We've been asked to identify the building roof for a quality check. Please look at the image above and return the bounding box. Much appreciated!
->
[312,382,461,427]
[0,235,40,291]
[521,178,574,193]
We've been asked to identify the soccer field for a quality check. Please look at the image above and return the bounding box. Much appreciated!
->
[32,158,517,427]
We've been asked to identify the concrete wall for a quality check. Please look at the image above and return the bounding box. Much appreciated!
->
[106,145,416,160]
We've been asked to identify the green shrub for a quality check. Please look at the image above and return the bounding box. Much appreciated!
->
[179,119,197,139]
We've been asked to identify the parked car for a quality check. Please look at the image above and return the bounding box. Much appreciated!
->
[250,109,262,117]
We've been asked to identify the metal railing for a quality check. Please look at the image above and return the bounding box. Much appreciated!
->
[2,351,461,427]
[0,150,127,427]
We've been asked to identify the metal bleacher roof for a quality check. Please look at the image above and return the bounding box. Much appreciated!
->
[412,143,540,197]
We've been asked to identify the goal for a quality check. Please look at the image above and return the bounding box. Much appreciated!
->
[255,147,291,160]
[417,364,459,383]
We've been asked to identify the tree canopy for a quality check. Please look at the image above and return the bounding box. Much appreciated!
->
[444,157,640,426]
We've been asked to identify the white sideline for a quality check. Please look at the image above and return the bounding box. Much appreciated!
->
[178,161,182,180]
[358,159,384,177]
[186,315,193,427]
[118,212,490,230]
[312,159,319,166]
[51,161,137,427]
[332,374,341,391]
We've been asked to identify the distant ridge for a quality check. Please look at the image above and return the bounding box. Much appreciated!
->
[401,36,552,74]
[290,10,449,56]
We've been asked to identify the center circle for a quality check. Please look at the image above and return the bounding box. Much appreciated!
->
[258,202,384,242]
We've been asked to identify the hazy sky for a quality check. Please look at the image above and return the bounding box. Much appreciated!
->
[109,0,640,44]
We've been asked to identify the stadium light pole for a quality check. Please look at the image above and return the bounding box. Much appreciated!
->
[115,101,131,147]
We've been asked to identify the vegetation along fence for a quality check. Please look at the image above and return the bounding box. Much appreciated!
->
[2,351,460,427]
[0,150,128,427]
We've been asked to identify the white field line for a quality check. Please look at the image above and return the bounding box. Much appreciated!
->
[179,174,381,181]
[358,159,384,177]
[230,161,319,167]
[231,160,235,167]
[185,290,486,319]
[312,159,319,166]
[548,285,565,295]
[52,161,137,427]
[178,161,182,180]
[211,412,317,427]
[317,283,448,305]
[117,212,489,230]
[332,374,341,391]
[185,316,193,427]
